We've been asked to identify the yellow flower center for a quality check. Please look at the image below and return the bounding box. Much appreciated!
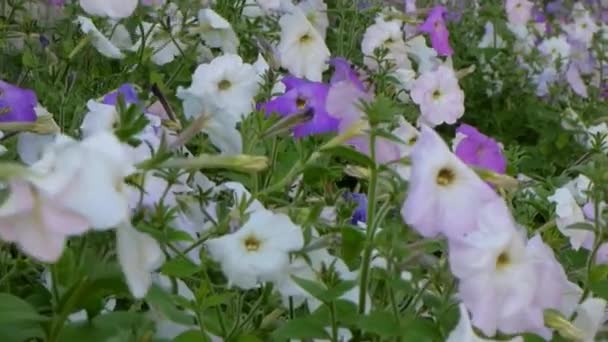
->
[296,97,307,110]
[436,167,455,186]
[218,79,232,91]
[299,33,312,44]
[432,89,442,99]
[243,235,262,252]
[496,251,510,269]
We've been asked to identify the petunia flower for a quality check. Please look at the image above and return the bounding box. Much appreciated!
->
[206,209,304,289]
[361,16,411,70]
[260,76,338,137]
[345,192,367,224]
[79,0,138,19]
[401,126,499,239]
[419,5,453,56]
[410,65,465,126]
[453,124,507,174]
[297,0,329,39]
[0,80,38,123]
[0,181,89,263]
[446,304,523,342]
[505,0,533,25]
[195,9,239,54]
[277,8,330,82]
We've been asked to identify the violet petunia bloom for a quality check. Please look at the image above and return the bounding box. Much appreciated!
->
[454,124,507,174]
[259,76,338,137]
[345,192,367,224]
[0,80,38,123]
[329,58,365,91]
[103,83,139,106]
[419,5,453,57]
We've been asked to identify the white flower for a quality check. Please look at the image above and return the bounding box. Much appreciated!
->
[507,23,535,54]
[586,123,608,151]
[206,209,304,289]
[195,9,239,53]
[564,4,598,47]
[179,54,259,119]
[176,54,259,153]
[79,0,138,19]
[410,65,465,126]
[405,36,438,73]
[573,297,607,342]
[275,248,360,310]
[117,221,164,298]
[297,0,329,39]
[538,36,571,68]
[478,21,505,49]
[80,100,118,137]
[361,16,410,70]
[131,22,184,66]
[446,304,523,342]
[390,117,418,180]
[76,16,125,59]
[29,132,133,230]
[548,188,591,250]
[277,8,330,81]
[564,174,592,204]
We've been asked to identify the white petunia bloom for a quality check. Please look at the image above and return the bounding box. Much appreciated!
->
[572,297,607,342]
[586,123,608,151]
[79,0,138,19]
[76,16,125,59]
[478,21,506,49]
[277,8,330,81]
[538,36,571,68]
[176,54,259,154]
[564,3,598,47]
[195,9,239,53]
[548,188,590,250]
[405,36,438,73]
[116,221,165,298]
[446,304,523,342]
[206,209,304,289]
[297,0,329,39]
[361,16,410,70]
[29,132,133,230]
[131,22,184,66]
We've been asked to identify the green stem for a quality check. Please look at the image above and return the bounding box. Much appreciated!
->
[358,131,378,315]
[581,196,603,302]
[48,277,89,342]
[330,301,339,342]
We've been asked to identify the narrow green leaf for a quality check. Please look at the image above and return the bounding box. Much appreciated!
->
[161,256,199,278]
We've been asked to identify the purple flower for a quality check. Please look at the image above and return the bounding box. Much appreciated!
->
[103,83,139,106]
[345,192,367,224]
[0,80,38,123]
[454,124,507,174]
[48,0,65,5]
[419,5,453,57]
[329,58,365,91]
[259,76,338,137]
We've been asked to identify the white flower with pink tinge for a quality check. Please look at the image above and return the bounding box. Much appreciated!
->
[410,65,465,127]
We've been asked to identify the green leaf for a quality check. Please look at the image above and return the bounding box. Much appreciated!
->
[322,146,375,168]
[174,330,211,342]
[400,317,442,341]
[340,226,366,265]
[58,311,154,342]
[323,280,358,302]
[290,276,329,302]
[161,257,200,278]
[146,285,196,325]
[0,293,48,324]
[271,316,330,340]
[566,222,595,232]
[357,311,400,337]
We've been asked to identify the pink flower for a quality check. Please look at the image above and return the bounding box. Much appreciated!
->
[505,0,533,25]
[450,200,572,338]
[326,78,403,164]
[0,181,89,262]
[418,5,453,56]
[401,126,499,239]
[410,65,464,127]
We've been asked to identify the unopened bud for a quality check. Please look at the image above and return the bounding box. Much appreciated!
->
[321,120,368,151]
[160,154,269,173]
[544,309,584,341]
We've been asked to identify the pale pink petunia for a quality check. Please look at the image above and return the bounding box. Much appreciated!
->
[401,126,499,239]
[505,0,533,25]
[0,181,89,263]
[566,64,588,98]
[410,65,465,127]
